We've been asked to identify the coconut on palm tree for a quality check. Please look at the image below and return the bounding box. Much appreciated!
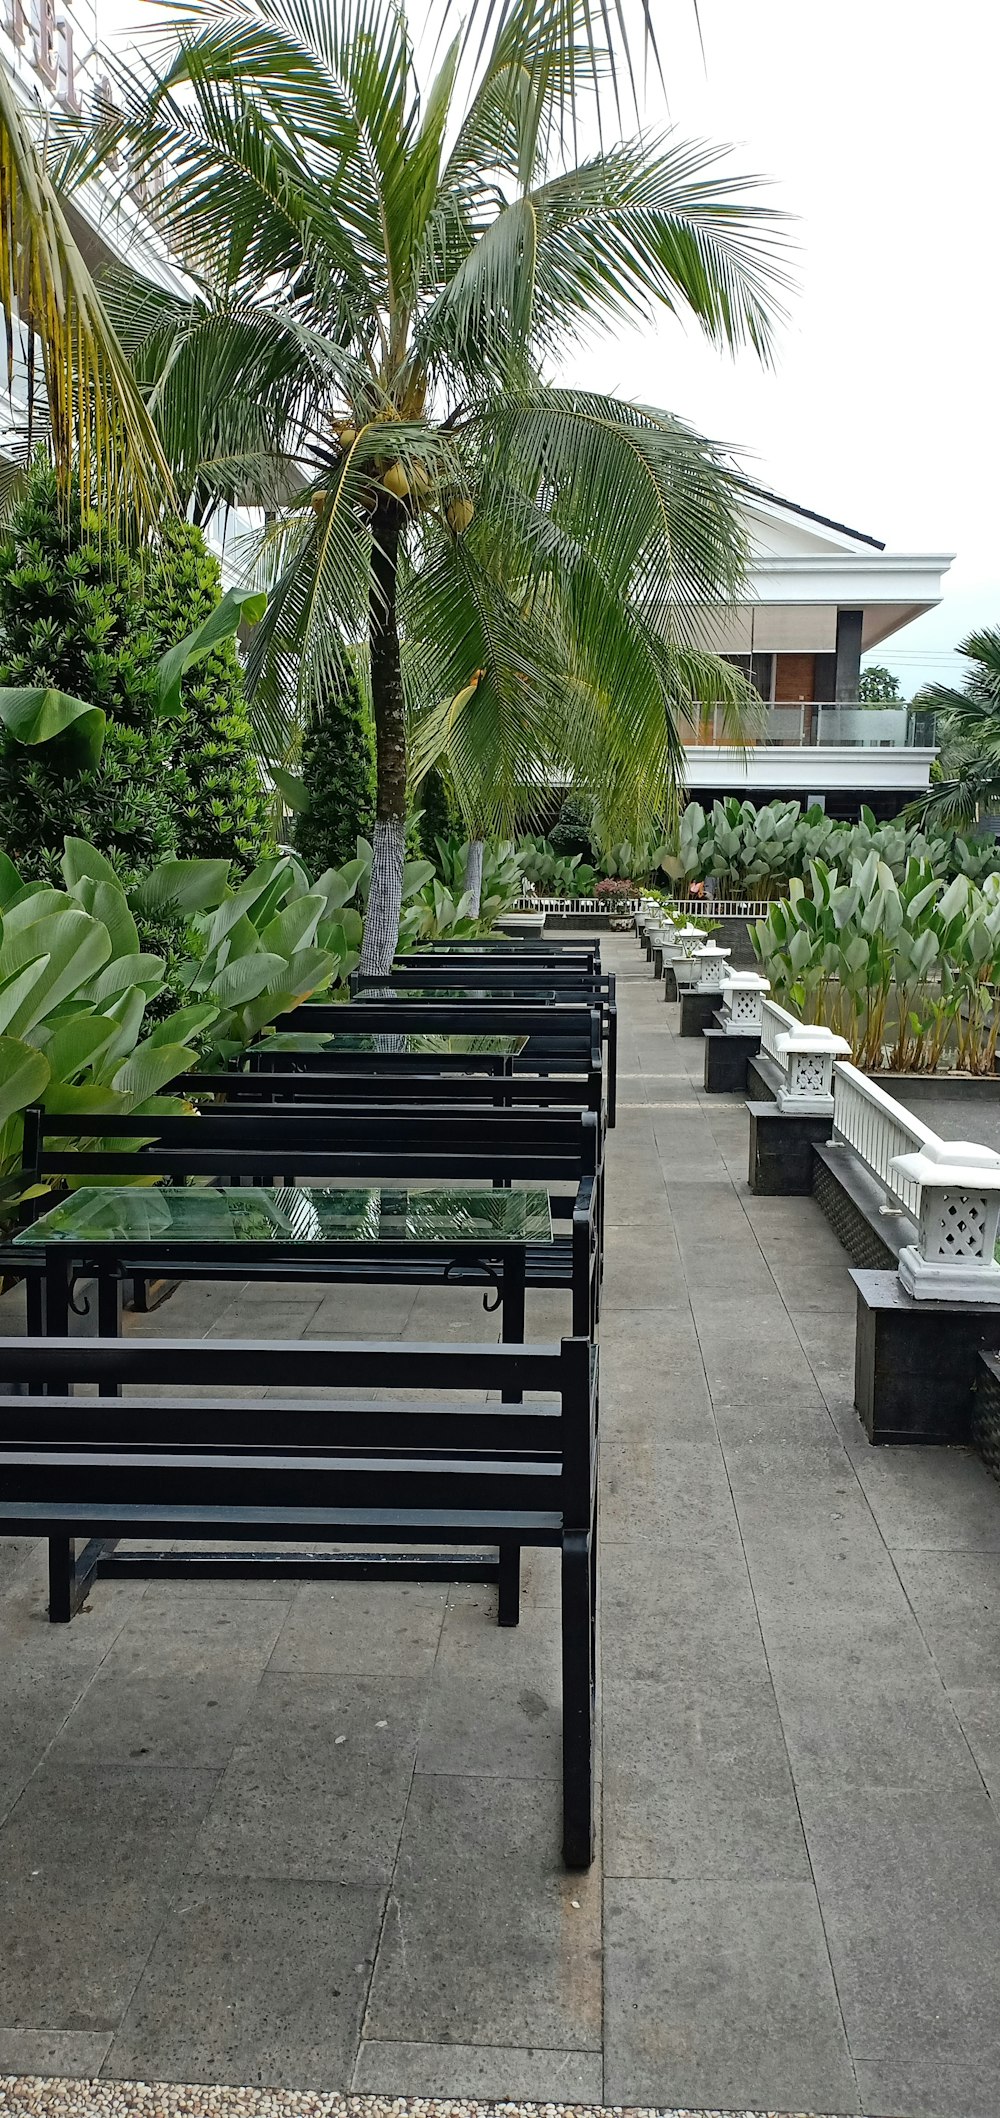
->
[39,0,788,965]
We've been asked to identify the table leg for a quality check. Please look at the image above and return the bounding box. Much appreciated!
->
[97,1270,122,1395]
[500,1249,525,1400]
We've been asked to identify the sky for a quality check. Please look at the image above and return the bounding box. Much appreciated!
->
[99,0,999,696]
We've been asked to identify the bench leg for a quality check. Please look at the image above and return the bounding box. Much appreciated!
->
[498,1540,521,1626]
[561,1527,596,1869]
[47,1539,76,1624]
[48,1536,116,1623]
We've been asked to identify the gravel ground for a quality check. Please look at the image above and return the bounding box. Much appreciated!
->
[0,2091,844,2118]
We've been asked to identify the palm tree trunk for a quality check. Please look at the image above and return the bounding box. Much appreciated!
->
[464,838,484,918]
[361,500,407,977]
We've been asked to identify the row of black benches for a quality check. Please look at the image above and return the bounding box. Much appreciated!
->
[0,936,607,1866]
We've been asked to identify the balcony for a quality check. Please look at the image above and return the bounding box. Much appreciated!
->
[686,703,936,750]
[682,703,938,800]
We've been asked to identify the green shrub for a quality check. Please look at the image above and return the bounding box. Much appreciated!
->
[294,659,375,874]
[416,764,458,864]
[0,460,181,884]
[150,520,272,869]
[549,797,595,861]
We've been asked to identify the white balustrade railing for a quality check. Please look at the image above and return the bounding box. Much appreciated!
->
[520,894,640,914]
[661,897,774,920]
[831,1062,935,1222]
[759,996,801,1065]
[525,893,776,919]
[823,1049,1000,1303]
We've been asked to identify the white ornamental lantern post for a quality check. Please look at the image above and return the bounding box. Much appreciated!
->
[719,970,770,1036]
[692,940,732,989]
[774,1027,852,1115]
[890,1140,1000,1302]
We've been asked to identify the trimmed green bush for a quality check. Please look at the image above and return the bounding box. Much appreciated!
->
[417,764,458,865]
[0,460,181,884]
[150,519,271,869]
[294,659,375,874]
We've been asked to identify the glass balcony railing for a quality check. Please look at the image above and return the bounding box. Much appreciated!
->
[686,705,936,750]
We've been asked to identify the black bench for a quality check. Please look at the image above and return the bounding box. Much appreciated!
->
[350,968,617,1109]
[267,1001,612,1122]
[0,1333,598,1866]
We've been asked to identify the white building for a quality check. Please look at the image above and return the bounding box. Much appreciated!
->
[688,487,951,818]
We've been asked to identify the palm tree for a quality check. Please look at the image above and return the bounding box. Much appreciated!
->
[58,0,788,967]
[908,629,1000,828]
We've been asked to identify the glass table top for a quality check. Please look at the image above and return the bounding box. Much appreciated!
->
[261,1031,528,1057]
[14,1184,553,1249]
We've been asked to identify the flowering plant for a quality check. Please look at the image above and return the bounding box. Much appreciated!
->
[594,877,638,899]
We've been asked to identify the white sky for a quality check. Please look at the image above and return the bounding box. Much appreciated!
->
[100,0,1000,695]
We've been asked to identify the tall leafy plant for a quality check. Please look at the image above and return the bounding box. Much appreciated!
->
[753,855,1000,1074]
[75,0,788,972]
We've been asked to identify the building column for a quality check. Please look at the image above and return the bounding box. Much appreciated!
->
[835,609,863,702]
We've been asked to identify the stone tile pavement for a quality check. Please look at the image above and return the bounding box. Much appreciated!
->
[1,933,1000,2116]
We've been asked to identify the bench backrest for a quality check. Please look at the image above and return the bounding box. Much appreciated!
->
[176,1071,603,1116]
[22,1105,600,1185]
[354,967,612,997]
[0,1335,596,1529]
[269,1002,603,1062]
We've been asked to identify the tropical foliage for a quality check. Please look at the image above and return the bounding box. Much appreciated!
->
[858,664,903,703]
[0,460,270,881]
[517,838,598,897]
[908,629,1000,828]
[0,461,183,882]
[753,856,1000,1074]
[59,0,787,972]
[293,658,376,876]
[150,519,272,867]
[671,798,997,898]
[0,833,364,1213]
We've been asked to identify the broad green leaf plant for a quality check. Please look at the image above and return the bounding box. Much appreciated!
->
[0,832,366,1217]
[671,798,997,900]
[753,855,1000,1075]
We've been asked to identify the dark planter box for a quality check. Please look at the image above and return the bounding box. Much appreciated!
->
[679,987,723,1037]
[703,1026,760,1093]
[973,1351,1000,1484]
[747,1100,833,1194]
[853,1269,1000,1445]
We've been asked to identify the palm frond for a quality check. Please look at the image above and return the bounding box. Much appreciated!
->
[0,68,175,526]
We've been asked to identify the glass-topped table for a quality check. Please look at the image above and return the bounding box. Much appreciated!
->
[14,1183,552,1250]
[258,1030,528,1058]
[8,1182,554,1351]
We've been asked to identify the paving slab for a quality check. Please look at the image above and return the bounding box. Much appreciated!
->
[103,1878,383,2089]
[364,1775,602,2051]
[0,1765,219,2032]
[192,1673,424,1885]
[352,2041,605,2099]
[799,1786,1000,2072]
[602,1675,810,1882]
[603,1876,858,2112]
